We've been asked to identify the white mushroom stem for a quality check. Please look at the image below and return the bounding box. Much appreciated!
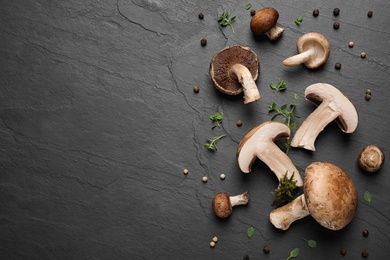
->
[230,191,250,207]
[266,25,285,41]
[283,48,316,67]
[229,64,260,104]
[269,194,309,230]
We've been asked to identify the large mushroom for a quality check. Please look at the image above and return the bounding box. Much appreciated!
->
[283,32,330,69]
[291,83,358,151]
[250,7,284,41]
[212,191,250,218]
[270,162,358,231]
[210,46,260,104]
[237,122,303,187]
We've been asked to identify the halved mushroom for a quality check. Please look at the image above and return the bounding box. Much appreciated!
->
[358,145,385,173]
[237,122,303,187]
[212,191,250,218]
[283,32,330,69]
[210,46,260,104]
[250,7,284,41]
[270,162,358,230]
[291,83,358,151]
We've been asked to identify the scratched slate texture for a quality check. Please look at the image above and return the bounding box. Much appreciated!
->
[1,0,390,259]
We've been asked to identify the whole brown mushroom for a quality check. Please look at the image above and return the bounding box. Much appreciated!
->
[212,191,249,218]
[250,7,284,41]
[358,145,385,172]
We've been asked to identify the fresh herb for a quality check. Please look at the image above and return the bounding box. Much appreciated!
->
[303,238,317,248]
[247,226,255,237]
[287,248,299,260]
[245,3,252,10]
[204,134,226,150]
[295,15,303,25]
[364,191,372,203]
[218,12,236,34]
[272,172,298,207]
[209,112,224,129]
[270,79,287,93]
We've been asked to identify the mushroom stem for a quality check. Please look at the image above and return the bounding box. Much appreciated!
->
[229,191,250,207]
[283,48,316,67]
[266,25,285,41]
[229,64,261,104]
[269,194,310,230]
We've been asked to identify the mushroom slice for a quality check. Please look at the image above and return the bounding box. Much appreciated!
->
[210,46,260,104]
[291,83,358,151]
[212,191,250,218]
[283,32,330,69]
[237,121,303,187]
[270,162,358,231]
[250,7,284,41]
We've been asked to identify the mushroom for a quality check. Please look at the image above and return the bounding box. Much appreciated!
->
[250,7,284,41]
[270,162,358,231]
[283,32,330,69]
[209,46,260,104]
[212,191,250,218]
[237,122,303,187]
[358,145,385,172]
[291,83,358,151]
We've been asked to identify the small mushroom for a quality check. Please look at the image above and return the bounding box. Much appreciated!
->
[283,32,330,69]
[270,162,358,230]
[358,145,385,172]
[250,7,284,41]
[237,122,303,187]
[291,83,358,151]
[210,46,260,104]
[212,191,250,218]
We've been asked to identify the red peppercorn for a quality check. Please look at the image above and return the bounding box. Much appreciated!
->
[362,229,369,237]
[313,8,319,17]
[200,38,207,46]
[340,247,347,255]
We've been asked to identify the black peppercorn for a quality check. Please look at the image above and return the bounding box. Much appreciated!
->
[368,11,373,18]
[313,8,319,17]
[362,249,369,258]
[242,255,249,260]
[200,38,207,46]
[333,8,340,16]
[365,94,371,101]
[333,21,340,29]
[198,13,204,19]
[362,229,369,237]
[250,9,256,16]
[340,247,347,255]
[263,245,270,254]
[236,119,243,127]
[193,85,199,93]
[335,62,341,70]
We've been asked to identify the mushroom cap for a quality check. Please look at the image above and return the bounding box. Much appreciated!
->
[210,46,259,95]
[358,145,385,172]
[297,32,330,69]
[250,7,279,35]
[304,162,358,230]
[212,192,232,218]
[305,83,358,133]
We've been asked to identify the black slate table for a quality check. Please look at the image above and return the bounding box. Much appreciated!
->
[1,0,390,259]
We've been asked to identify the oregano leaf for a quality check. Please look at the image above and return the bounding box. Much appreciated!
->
[247,226,254,237]
[287,248,299,259]
[364,191,372,203]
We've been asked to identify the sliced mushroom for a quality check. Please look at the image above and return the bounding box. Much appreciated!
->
[237,122,303,187]
[270,162,358,230]
[250,7,284,41]
[283,32,330,69]
[291,83,358,151]
[358,145,385,172]
[212,191,250,218]
[210,46,260,104]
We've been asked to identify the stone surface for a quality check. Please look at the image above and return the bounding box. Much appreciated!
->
[1,0,390,259]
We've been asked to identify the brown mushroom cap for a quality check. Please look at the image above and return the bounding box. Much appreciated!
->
[250,7,279,35]
[212,192,232,218]
[297,32,330,68]
[358,145,385,172]
[210,46,259,95]
[304,162,358,230]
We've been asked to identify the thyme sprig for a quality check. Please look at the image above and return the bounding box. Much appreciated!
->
[204,134,226,150]
[218,12,236,34]
[209,112,223,129]
[272,172,299,207]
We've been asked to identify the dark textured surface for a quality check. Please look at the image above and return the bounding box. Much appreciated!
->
[1,0,390,259]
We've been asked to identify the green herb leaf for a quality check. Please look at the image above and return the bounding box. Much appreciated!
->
[247,226,255,237]
[204,134,226,151]
[270,79,287,93]
[287,248,299,260]
[209,112,223,129]
[245,3,252,10]
[295,15,303,25]
[364,191,372,203]
[272,172,299,207]
[303,238,317,248]
[294,93,299,100]
[218,12,236,34]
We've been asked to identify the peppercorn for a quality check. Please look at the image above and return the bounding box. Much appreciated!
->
[335,62,342,70]
[340,247,347,255]
[200,38,207,46]
[263,245,270,254]
[242,255,249,260]
[236,119,243,127]
[367,11,373,18]
[365,94,371,101]
[209,241,215,247]
[361,52,367,58]
[198,13,204,19]
[313,8,319,17]
[366,89,372,95]
[333,21,340,29]
[348,41,354,48]
[193,85,199,93]
[362,229,369,237]
[333,8,340,16]
[362,249,369,258]
[220,173,225,180]
[202,176,208,183]
[250,9,256,16]
[183,169,189,175]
